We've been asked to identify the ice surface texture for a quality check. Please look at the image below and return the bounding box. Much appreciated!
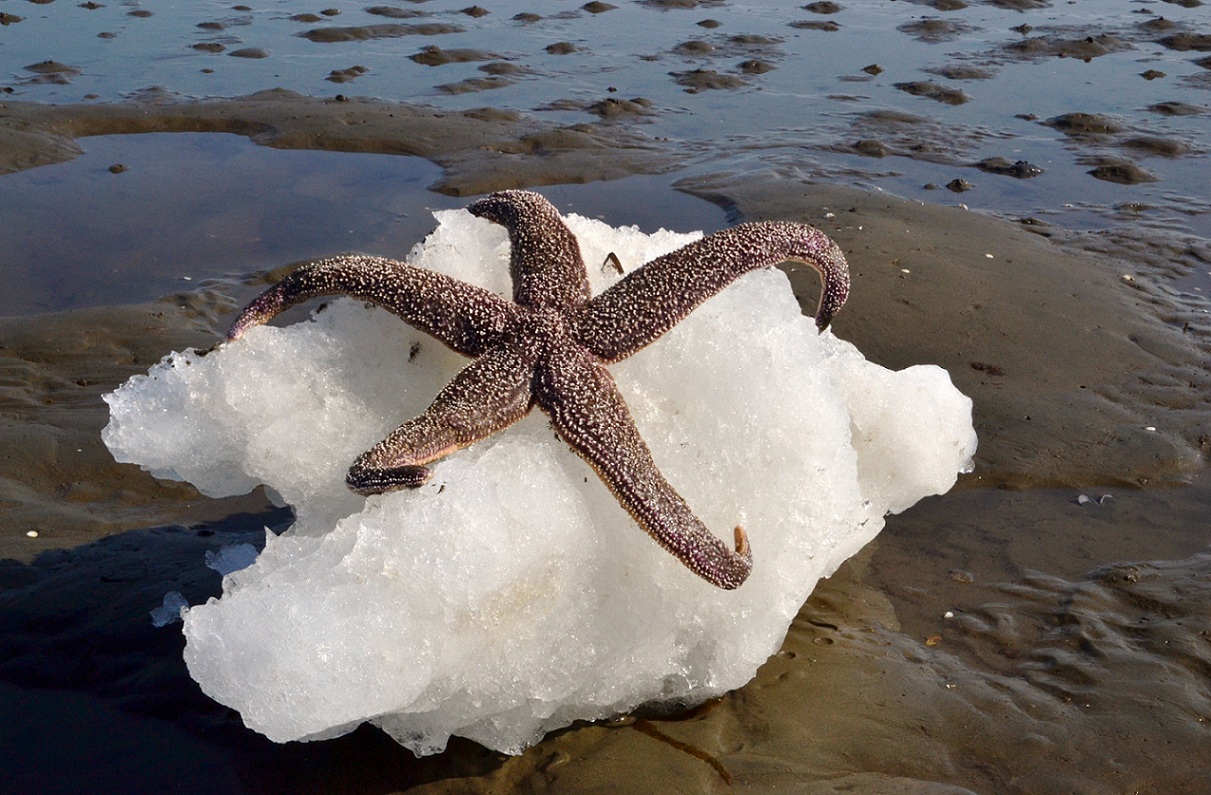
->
[103,209,976,756]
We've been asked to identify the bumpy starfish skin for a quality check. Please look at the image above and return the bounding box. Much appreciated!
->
[228,190,850,589]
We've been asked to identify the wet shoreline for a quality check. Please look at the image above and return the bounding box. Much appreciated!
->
[3,4,1211,790]
[6,0,1211,238]
[3,118,1206,562]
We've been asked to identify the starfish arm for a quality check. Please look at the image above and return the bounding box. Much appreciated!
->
[575,221,850,363]
[467,190,592,309]
[227,254,516,357]
[535,343,752,590]
[346,348,535,495]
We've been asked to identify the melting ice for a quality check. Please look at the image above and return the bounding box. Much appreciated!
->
[103,208,977,755]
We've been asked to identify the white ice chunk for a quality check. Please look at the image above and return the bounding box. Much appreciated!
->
[104,209,977,756]
[150,591,189,628]
[204,543,260,576]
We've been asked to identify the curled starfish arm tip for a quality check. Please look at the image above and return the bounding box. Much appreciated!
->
[227,294,281,340]
[794,234,850,332]
[734,526,750,558]
[346,463,433,495]
[575,220,850,362]
[536,347,752,589]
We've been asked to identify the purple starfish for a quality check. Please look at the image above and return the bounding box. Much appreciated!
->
[228,190,849,589]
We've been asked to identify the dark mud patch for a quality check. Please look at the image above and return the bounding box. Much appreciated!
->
[1038,110,1196,183]
[973,156,1043,178]
[638,0,727,8]
[986,0,1051,9]
[1085,157,1159,184]
[672,33,783,62]
[1119,135,1190,158]
[1042,112,1126,136]
[850,139,894,158]
[721,28,770,53]
[788,19,840,32]
[672,39,716,56]
[896,17,976,43]
[300,22,462,43]
[436,76,514,94]
[326,65,369,84]
[1156,33,1211,52]
[365,5,431,20]
[1147,100,1207,116]
[1137,15,1180,35]
[479,62,530,77]
[409,46,502,66]
[545,42,581,55]
[585,97,658,119]
[670,68,747,92]
[1180,71,1211,91]
[22,61,82,85]
[832,109,993,165]
[893,80,970,105]
[1003,32,1132,61]
[925,64,996,80]
[738,59,775,74]
[803,1,843,12]
[228,48,269,60]
[196,19,235,32]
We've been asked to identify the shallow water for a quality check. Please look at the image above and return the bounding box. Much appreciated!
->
[4,0,1211,240]
[2,1,1210,793]
[0,133,450,313]
[0,132,722,314]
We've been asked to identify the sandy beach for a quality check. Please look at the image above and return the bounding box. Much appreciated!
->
[2,2,1210,793]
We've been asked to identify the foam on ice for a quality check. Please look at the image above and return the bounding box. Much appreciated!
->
[103,208,977,755]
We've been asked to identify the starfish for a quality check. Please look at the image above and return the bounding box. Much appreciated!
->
[228,190,849,589]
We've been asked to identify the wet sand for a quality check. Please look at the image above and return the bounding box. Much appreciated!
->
[2,95,1210,793]
[0,90,681,197]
